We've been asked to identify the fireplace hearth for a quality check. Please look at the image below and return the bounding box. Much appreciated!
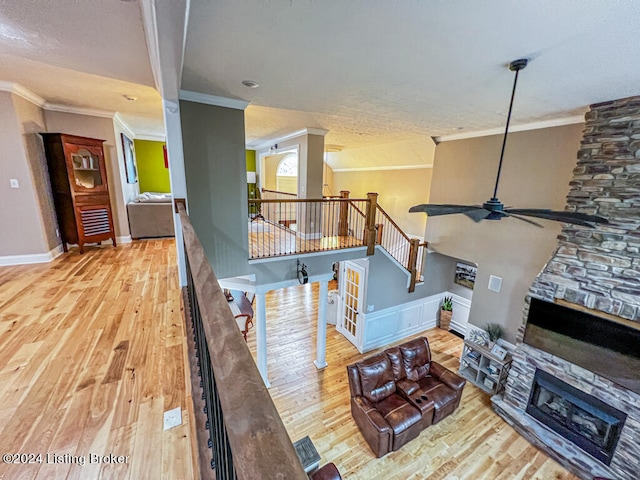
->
[526,369,626,465]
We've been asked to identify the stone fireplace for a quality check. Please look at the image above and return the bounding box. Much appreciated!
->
[492,96,640,480]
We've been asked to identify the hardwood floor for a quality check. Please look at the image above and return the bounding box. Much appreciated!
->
[249,219,363,258]
[248,282,580,480]
[0,239,579,479]
[0,240,194,480]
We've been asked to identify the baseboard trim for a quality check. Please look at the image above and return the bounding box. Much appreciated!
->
[0,244,64,266]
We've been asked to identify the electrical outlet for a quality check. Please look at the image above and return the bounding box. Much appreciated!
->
[367,305,374,313]
[163,407,182,430]
[10,179,19,188]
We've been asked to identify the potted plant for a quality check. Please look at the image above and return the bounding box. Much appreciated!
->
[440,296,453,330]
[485,322,503,347]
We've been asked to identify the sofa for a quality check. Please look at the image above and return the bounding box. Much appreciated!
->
[347,336,466,457]
[127,192,175,239]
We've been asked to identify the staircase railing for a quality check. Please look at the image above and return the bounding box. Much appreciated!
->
[374,204,427,292]
[248,196,370,258]
[248,191,427,291]
[178,201,307,480]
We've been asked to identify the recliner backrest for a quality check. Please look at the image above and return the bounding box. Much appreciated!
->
[355,353,396,403]
[399,337,432,381]
[384,346,406,381]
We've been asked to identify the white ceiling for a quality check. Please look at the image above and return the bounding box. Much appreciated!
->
[183,0,640,151]
[0,0,163,135]
[2,1,640,158]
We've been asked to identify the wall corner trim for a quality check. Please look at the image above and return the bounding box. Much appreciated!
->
[114,113,136,139]
[179,90,250,110]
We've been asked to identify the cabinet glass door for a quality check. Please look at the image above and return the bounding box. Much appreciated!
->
[66,143,107,193]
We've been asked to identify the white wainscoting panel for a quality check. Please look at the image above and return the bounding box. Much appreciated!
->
[448,293,471,336]
[360,293,441,353]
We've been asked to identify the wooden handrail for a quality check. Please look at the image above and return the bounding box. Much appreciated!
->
[377,204,410,242]
[261,188,298,197]
[178,204,307,480]
[249,197,369,204]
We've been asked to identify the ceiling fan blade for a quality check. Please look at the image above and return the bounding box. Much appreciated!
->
[409,204,485,216]
[462,208,492,222]
[501,212,544,228]
[505,209,609,227]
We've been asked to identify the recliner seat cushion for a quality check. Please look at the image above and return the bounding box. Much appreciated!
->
[417,376,458,411]
[374,393,422,437]
[356,354,396,403]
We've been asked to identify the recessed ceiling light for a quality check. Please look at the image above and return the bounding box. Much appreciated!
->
[123,95,138,101]
[242,80,260,88]
[455,126,464,130]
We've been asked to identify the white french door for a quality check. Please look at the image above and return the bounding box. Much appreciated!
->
[338,261,366,348]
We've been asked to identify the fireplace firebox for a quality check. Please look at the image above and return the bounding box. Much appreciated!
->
[526,369,627,465]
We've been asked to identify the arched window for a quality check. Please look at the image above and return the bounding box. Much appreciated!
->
[277,154,298,177]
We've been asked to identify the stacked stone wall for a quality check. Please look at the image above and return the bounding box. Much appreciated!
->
[499,96,640,480]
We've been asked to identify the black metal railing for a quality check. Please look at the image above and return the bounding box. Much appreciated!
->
[179,202,307,480]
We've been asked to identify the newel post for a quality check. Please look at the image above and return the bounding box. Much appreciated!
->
[364,192,378,256]
[408,238,420,293]
[338,190,350,237]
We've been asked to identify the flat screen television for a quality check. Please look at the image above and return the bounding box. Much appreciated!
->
[523,297,640,395]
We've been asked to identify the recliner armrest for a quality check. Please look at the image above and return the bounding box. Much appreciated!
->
[396,378,420,396]
[430,361,466,392]
[351,397,392,457]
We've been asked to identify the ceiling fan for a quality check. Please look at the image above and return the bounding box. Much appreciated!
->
[410,58,608,228]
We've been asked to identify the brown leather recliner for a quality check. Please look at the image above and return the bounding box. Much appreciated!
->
[397,337,466,424]
[347,353,423,458]
[347,336,466,457]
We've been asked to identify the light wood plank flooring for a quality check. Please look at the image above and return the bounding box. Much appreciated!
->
[0,240,194,480]
[248,282,580,480]
[249,219,363,258]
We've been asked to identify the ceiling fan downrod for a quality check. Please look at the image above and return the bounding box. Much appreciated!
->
[492,58,529,201]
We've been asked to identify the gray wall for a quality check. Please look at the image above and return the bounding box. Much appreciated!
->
[363,250,456,312]
[0,92,49,256]
[180,100,249,279]
[14,95,60,251]
[425,124,583,343]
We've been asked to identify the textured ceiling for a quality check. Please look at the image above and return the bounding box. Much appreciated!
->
[184,0,640,151]
[2,1,640,159]
[0,0,162,135]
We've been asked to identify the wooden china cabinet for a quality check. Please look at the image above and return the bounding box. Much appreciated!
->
[42,133,116,254]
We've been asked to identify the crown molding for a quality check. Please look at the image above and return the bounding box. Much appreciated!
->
[332,164,432,173]
[135,132,166,142]
[113,113,136,139]
[436,115,586,143]
[251,127,330,150]
[179,90,250,110]
[44,102,115,119]
[0,82,46,107]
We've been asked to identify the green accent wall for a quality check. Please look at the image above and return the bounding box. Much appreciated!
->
[246,149,256,172]
[134,139,171,193]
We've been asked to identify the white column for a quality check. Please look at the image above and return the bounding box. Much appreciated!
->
[255,292,270,387]
[314,280,329,369]
[163,100,188,286]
